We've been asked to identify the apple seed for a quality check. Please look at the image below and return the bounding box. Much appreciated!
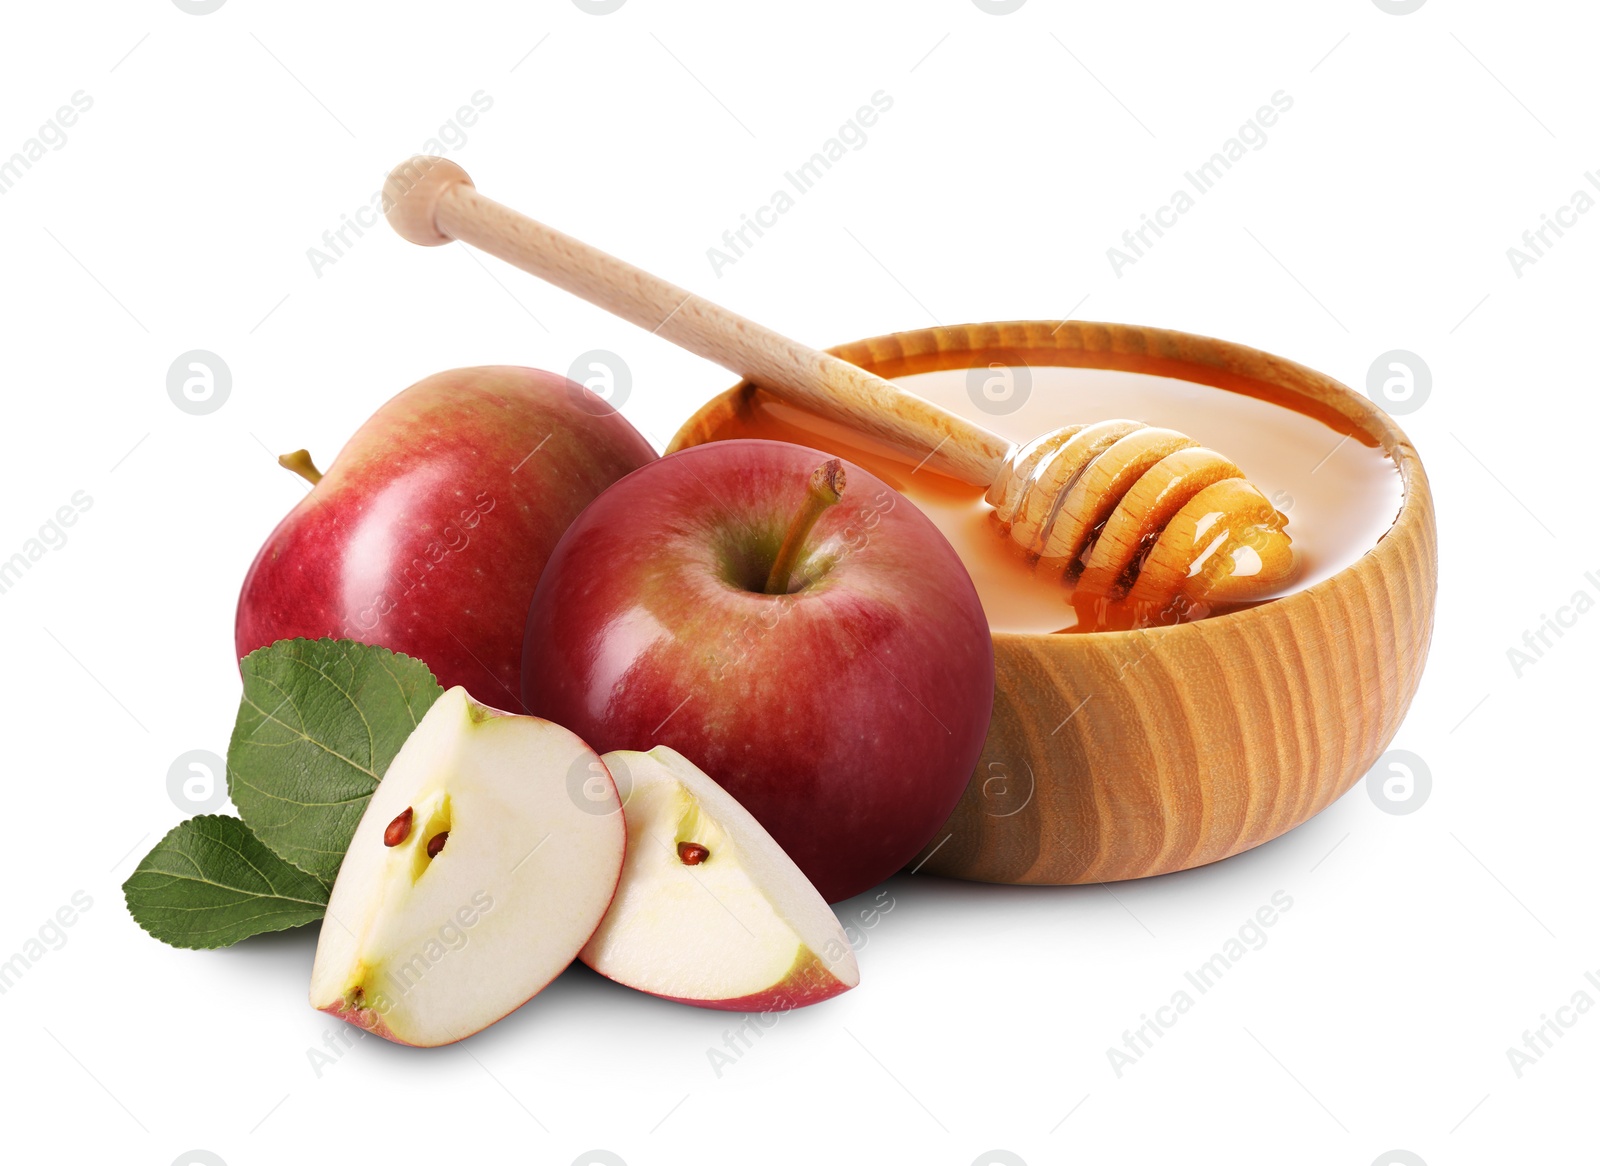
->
[427,831,449,858]
[677,841,710,866]
[384,807,414,847]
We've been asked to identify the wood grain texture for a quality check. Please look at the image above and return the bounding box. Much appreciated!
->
[669,320,1437,885]
[382,157,1009,484]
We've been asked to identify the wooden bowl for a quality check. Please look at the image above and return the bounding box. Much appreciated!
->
[668,321,1437,885]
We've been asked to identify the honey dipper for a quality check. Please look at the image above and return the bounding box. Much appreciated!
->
[383,156,1292,617]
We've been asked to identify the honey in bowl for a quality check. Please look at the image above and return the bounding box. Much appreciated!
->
[687,365,1404,633]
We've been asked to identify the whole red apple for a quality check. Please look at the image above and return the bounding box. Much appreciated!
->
[520,439,994,902]
[236,366,655,706]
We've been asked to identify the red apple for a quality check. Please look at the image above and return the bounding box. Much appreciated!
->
[236,366,655,706]
[520,439,994,902]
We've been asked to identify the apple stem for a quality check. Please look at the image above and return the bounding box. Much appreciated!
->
[764,459,846,595]
[279,448,323,485]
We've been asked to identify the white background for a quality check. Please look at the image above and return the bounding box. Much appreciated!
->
[1,1,1594,1164]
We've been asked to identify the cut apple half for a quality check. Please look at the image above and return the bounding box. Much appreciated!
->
[580,746,859,1010]
[309,687,625,1047]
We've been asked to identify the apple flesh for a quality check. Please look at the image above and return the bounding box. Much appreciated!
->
[581,746,858,1010]
[309,686,625,1047]
[236,366,655,707]
[521,439,995,902]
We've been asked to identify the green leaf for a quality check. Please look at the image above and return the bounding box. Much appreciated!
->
[122,816,329,949]
[227,638,443,885]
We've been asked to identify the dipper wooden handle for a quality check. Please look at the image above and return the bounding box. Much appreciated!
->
[382,156,1010,487]
[383,156,1297,614]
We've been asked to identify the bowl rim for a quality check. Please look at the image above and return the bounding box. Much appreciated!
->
[667,319,1432,640]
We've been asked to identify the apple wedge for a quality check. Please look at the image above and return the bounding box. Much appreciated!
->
[309,687,625,1046]
[580,747,859,1010]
